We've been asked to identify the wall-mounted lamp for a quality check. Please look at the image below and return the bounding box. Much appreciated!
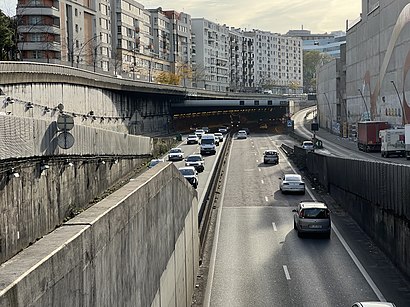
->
[111,158,119,165]
[0,88,5,95]
[25,102,34,109]
[8,168,20,178]
[88,110,94,116]
[64,159,74,167]
[100,117,105,122]
[91,116,96,121]
[98,158,106,165]
[72,113,77,117]
[82,115,88,120]
[3,97,15,106]
[40,161,50,171]
[44,106,51,113]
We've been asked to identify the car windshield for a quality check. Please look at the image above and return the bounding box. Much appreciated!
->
[265,151,277,156]
[201,138,214,144]
[179,169,195,176]
[188,135,197,138]
[301,208,329,219]
[215,133,222,137]
[187,156,201,162]
[285,175,301,181]
[170,148,181,153]
[304,141,314,146]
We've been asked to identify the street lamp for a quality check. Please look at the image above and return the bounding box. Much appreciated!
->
[390,80,406,125]
[76,34,101,68]
[358,88,371,120]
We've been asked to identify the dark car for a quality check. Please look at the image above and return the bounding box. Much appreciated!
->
[263,150,279,164]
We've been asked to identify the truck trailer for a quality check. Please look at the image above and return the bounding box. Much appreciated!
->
[379,129,405,157]
[357,121,390,152]
[405,124,410,160]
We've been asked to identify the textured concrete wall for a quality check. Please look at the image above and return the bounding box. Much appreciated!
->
[0,163,199,307]
[317,59,338,132]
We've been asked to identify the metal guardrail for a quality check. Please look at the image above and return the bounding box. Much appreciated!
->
[198,132,232,258]
[280,143,294,156]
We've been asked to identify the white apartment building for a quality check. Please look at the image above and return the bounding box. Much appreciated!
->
[243,30,303,93]
[192,18,230,92]
[228,28,245,92]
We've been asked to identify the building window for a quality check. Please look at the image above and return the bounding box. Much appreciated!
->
[239,100,244,106]
[254,100,259,106]
[75,8,78,16]
[75,24,78,32]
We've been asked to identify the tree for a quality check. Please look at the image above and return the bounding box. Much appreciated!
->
[0,10,18,60]
[303,50,333,93]
[156,71,181,85]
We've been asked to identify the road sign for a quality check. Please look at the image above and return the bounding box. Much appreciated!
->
[56,114,74,131]
[57,132,75,149]
[287,120,293,127]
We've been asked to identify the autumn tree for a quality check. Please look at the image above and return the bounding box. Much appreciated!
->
[156,71,181,85]
[303,50,333,93]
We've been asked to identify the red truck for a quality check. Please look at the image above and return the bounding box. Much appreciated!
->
[357,121,390,152]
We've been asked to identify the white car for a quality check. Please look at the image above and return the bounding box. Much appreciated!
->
[168,148,184,161]
[218,127,228,134]
[186,134,199,144]
[195,129,205,139]
[178,166,198,189]
[280,174,305,194]
[302,140,315,151]
[185,154,205,172]
[214,132,224,143]
[351,303,396,307]
[237,130,247,139]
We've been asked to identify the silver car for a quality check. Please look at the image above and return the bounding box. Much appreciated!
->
[351,302,396,307]
[280,174,305,194]
[185,154,205,172]
[292,201,331,238]
[237,130,247,139]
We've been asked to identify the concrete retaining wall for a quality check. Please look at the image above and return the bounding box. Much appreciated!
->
[0,162,199,307]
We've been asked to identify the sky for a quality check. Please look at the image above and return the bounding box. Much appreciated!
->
[1,0,361,34]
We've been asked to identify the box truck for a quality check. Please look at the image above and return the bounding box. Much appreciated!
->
[379,129,405,157]
[405,124,410,160]
[357,121,390,152]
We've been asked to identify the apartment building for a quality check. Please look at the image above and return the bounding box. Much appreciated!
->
[228,28,245,92]
[16,0,111,71]
[192,18,230,92]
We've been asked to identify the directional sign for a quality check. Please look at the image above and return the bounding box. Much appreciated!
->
[56,114,74,131]
[57,132,75,149]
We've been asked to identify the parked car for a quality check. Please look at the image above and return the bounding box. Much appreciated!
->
[148,158,164,168]
[302,140,315,151]
[185,154,205,172]
[178,166,198,189]
[186,134,199,144]
[214,132,224,143]
[351,302,396,307]
[263,150,279,164]
[279,174,305,194]
[237,130,247,139]
[292,201,331,238]
[167,148,184,161]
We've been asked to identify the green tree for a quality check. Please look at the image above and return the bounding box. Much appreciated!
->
[303,50,333,93]
[0,10,17,60]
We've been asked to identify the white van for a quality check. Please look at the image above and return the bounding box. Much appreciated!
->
[200,134,217,155]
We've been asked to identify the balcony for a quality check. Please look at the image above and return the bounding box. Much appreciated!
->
[18,41,61,52]
[17,6,60,17]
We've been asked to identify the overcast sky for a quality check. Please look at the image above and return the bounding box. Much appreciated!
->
[1,0,361,34]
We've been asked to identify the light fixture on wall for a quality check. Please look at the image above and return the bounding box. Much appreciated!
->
[64,159,74,167]
[25,102,34,109]
[98,158,106,165]
[44,106,51,113]
[8,168,20,178]
[40,161,50,172]
[3,97,15,106]
[111,158,119,165]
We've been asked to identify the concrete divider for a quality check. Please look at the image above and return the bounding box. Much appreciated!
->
[0,163,199,306]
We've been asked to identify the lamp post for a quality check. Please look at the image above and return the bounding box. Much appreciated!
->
[358,88,371,121]
[390,80,406,125]
[323,92,333,131]
[76,34,101,68]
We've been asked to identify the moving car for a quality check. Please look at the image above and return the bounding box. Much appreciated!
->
[185,154,205,172]
[259,123,268,130]
[195,129,205,139]
[186,134,199,144]
[292,201,331,238]
[167,148,184,161]
[218,127,228,134]
[200,134,217,155]
[148,158,164,168]
[263,150,279,164]
[178,166,198,189]
[214,132,224,143]
[302,140,315,151]
[351,303,396,307]
[240,127,250,135]
[279,174,305,194]
[237,130,247,139]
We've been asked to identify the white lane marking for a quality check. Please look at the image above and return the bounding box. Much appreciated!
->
[258,168,261,172]
[265,196,269,202]
[272,222,277,231]
[254,153,257,156]
[204,140,234,307]
[256,159,259,163]
[261,179,264,184]
[332,225,386,302]
[283,265,291,280]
